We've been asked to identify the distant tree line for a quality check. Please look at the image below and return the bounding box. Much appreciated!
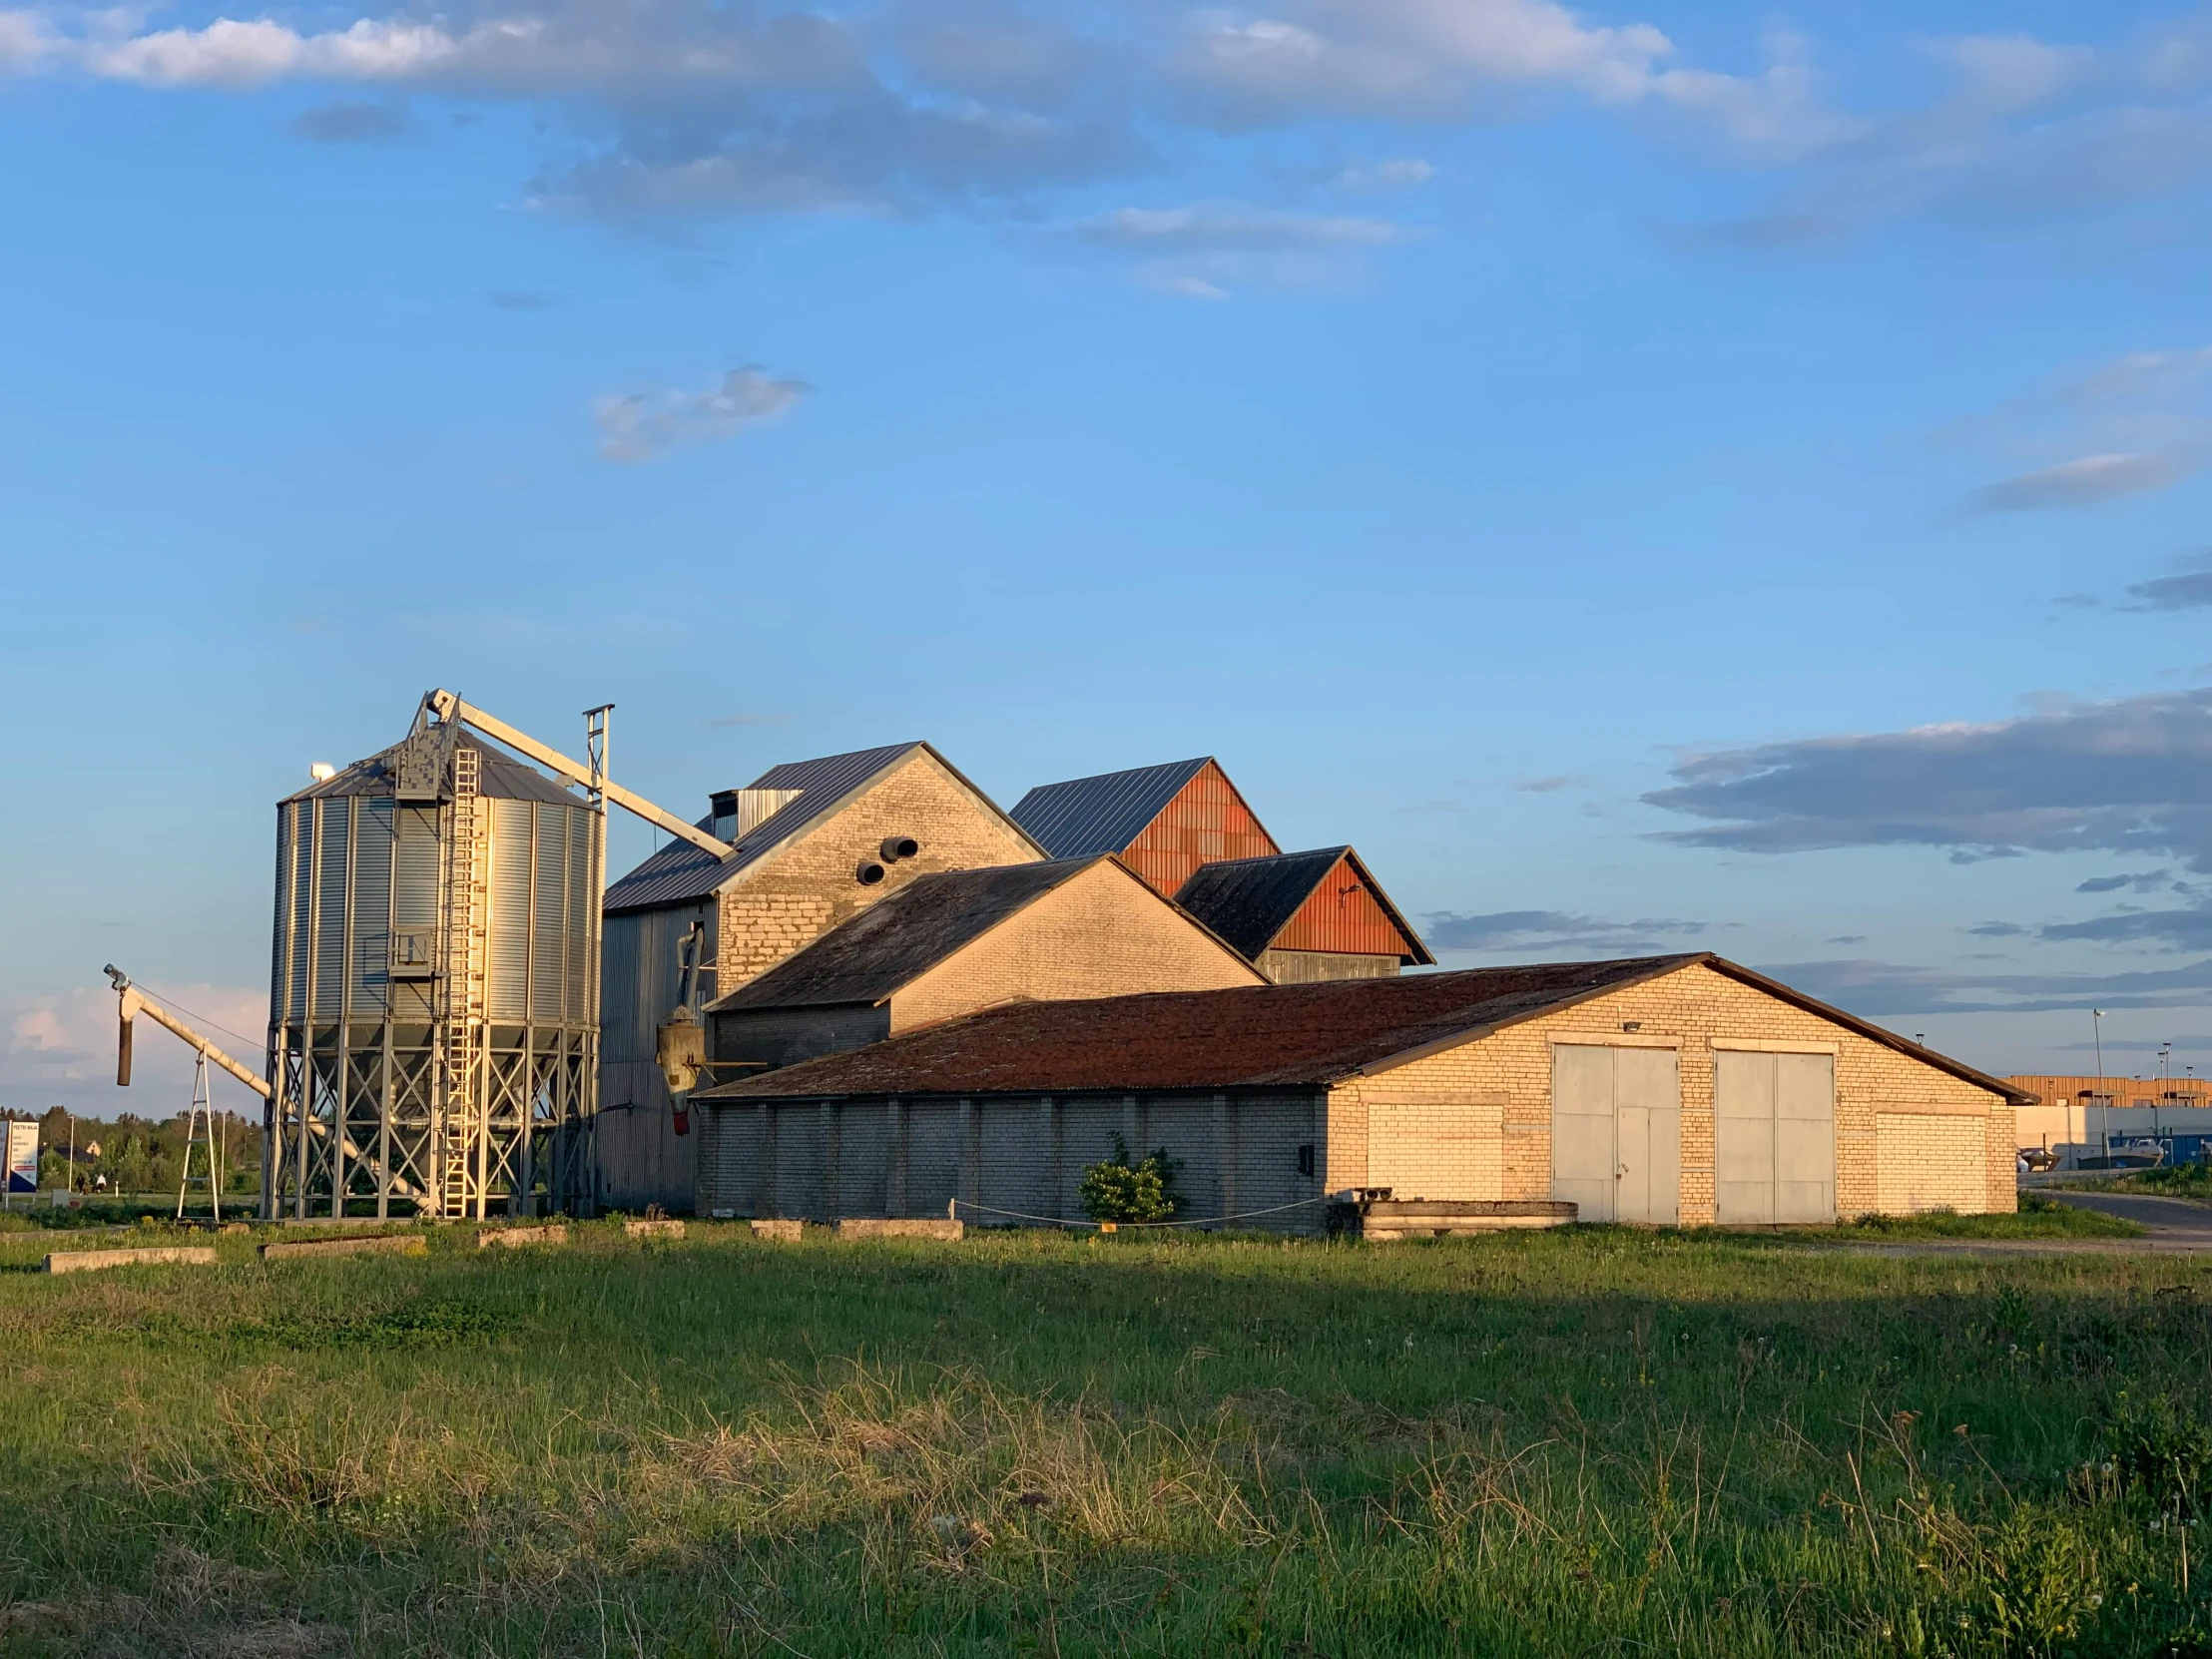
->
[2,1106,263,1196]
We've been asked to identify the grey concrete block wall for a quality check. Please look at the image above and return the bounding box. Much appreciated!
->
[696,1089,1333,1234]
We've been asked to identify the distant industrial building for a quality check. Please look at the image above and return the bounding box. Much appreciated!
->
[694,952,2028,1231]
[2008,1073,2212,1160]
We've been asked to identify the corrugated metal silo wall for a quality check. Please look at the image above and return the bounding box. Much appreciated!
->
[486,798,598,1027]
[596,901,716,1213]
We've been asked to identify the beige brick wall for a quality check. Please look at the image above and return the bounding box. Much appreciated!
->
[717,751,1040,991]
[1325,960,2014,1222]
[892,859,1264,1032]
[1877,1114,1986,1214]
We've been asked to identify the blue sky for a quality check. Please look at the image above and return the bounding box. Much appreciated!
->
[4,0,2211,1117]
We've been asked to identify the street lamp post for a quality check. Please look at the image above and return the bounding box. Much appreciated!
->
[2092,1009,2107,1160]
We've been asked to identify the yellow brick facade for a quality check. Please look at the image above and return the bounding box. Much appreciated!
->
[1325,960,2015,1222]
[716,751,1040,991]
[892,859,1265,1032]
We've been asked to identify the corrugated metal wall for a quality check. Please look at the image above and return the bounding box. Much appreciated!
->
[596,902,717,1212]
[1119,762,1279,895]
[276,795,596,1027]
[1271,852,1418,957]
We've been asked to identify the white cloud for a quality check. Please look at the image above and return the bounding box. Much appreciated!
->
[1967,450,2205,514]
[1335,156,1434,189]
[1071,201,1416,298]
[7,0,2208,253]
[1644,688,2212,869]
[4,983,268,1116]
[1944,344,2212,514]
[84,16,467,87]
[1934,33,2090,116]
[1074,202,1407,251]
[0,8,55,70]
[1158,274,1230,300]
[594,364,809,462]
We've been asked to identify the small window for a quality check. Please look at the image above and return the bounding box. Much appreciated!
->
[1296,1142,1316,1178]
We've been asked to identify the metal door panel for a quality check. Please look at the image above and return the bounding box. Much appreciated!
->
[1715,1051,1777,1224]
[1616,1047,1681,1225]
[1774,1052,1837,1222]
[1551,1045,1616,1223]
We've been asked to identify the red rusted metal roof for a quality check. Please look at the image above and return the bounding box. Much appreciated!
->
[1010,758,1278,896]
[692,952,2035,1104]
[697,955,1700,1097]
[1177,846,1434,964]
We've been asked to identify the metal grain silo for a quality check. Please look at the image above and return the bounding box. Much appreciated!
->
[267,702,602,1219]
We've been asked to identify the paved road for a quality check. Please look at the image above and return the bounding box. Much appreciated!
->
[2038,1188,2212,1250]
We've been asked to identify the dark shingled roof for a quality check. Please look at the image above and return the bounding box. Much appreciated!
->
[706,857,1110,1013]
[693,952,2035,1104]
[1174,846,1435,965]
[1009,759,1211,858]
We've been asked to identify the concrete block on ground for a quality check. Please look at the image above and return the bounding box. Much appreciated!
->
[835,1218,964,1242]
[260,1234,427,1262]
[624,1219,687,1239]
[44,1246,219,1275]
[1358,1200,1575,1242]
[477,1225,569,1250]
[750,1219,805,1242]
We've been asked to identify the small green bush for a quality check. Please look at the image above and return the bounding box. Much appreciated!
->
[1078,1134,1183,1223]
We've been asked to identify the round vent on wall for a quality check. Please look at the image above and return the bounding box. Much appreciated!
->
[855,860,886,885]
[880,835,919,861]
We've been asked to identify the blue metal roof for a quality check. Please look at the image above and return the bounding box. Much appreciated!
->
[604,742,926,914]
[1007,759,1211,858]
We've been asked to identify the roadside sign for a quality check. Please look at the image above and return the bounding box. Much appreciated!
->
[5,1121,37,1194]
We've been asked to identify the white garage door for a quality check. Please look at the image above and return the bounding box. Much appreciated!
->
[1551,1045,1680,1225]
[1715,1050,1836,1224]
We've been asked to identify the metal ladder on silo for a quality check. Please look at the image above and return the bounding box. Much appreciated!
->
[439,746,487,1219]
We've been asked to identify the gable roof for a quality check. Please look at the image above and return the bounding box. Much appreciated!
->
[1009,759,1215,858]
[604,742,1041,915]
[706,856,1113,1013]
[1175,846,1435,965]
[694,952,2034,1104]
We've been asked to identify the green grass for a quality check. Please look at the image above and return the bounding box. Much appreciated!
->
[4,1220,2211,1657]
[1783,1192,2147,1240]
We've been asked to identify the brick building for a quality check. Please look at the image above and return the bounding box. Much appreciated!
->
[692,953,2026,1231]
[597,742,1043,1210]
[704,855,1264,1076]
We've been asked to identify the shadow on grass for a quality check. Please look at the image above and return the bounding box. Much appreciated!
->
[4,1226,2210,1656]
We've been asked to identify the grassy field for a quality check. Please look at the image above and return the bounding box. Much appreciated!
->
[3,1220,2210,1658]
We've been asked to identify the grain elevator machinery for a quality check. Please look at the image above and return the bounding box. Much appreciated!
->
[267,692,732,1220]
